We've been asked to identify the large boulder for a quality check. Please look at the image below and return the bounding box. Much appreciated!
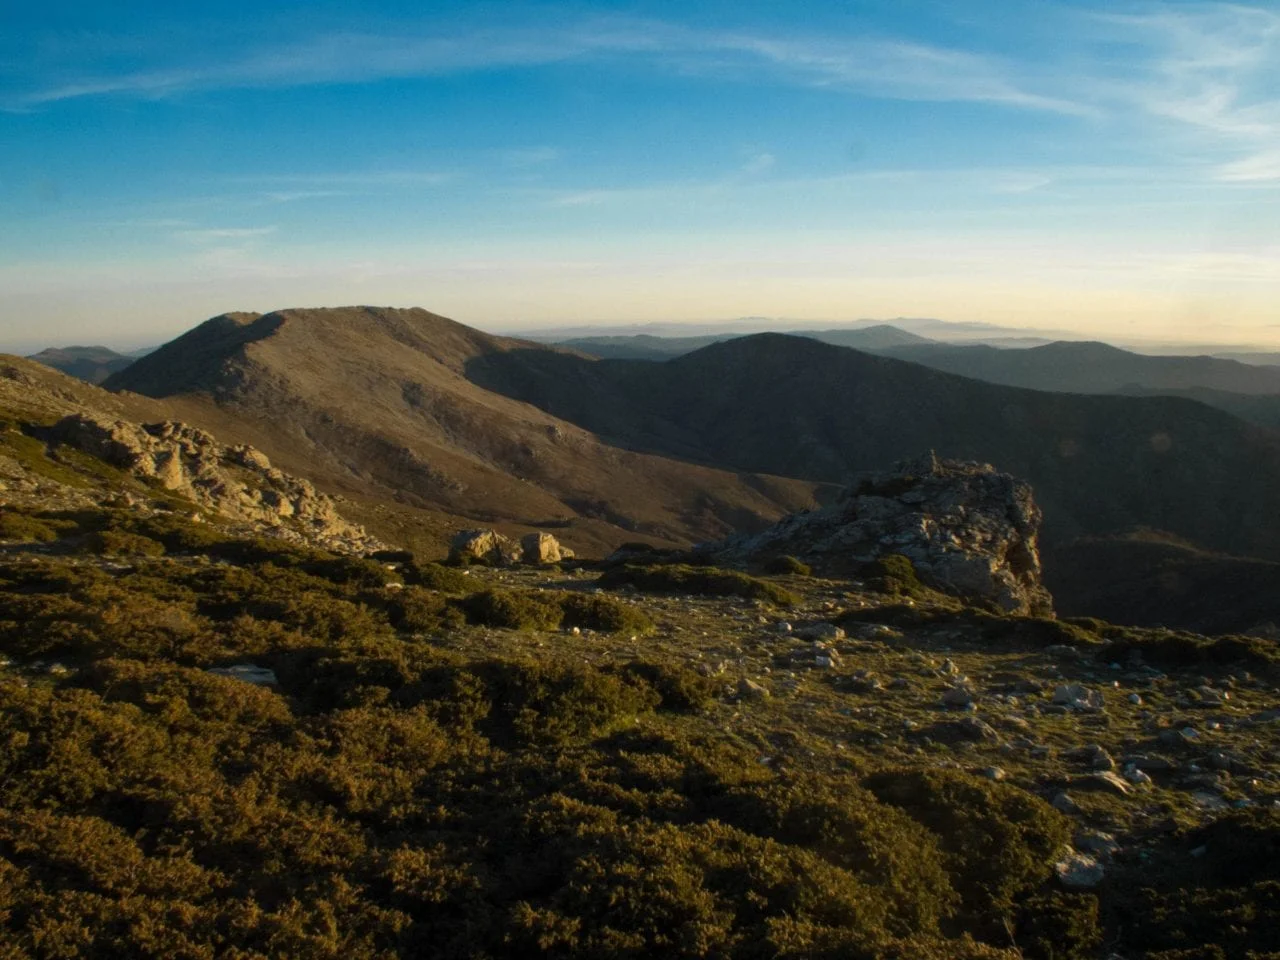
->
[449,528,521,566]
[707,454,1053,616]
[521,532,573,564]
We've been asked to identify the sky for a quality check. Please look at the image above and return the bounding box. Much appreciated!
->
[2,0,1279,352]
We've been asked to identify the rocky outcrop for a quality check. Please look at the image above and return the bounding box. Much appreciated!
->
[521,532,573,564]
[708,454,1053,616]
[449,528,573,566]
[448,529,521,566]
[48,414,382,553]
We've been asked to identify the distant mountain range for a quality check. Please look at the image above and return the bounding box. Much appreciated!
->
[552,324,931,360]
[876,340,1280,396]
[26,345,137,384]
[554,330,1280,430]
[91,305,1280,630]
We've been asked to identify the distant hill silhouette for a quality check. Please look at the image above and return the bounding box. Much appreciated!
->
[465,332,1280,561]
[879,339,1280,395]
[106,307,824,556]
[554,324,931,361]
[28,345,135,384]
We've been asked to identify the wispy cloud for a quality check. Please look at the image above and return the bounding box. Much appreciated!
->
[1217,149,1280,183]
[707,34,1090,115]
[174,226,277,242]
[236,170,454,187]
[503,146,561,167]
[3,16,1086,116]
[1090,5,1280,181]
[740,152,776,175]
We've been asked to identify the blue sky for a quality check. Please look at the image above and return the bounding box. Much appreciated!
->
[2,0,1278,351]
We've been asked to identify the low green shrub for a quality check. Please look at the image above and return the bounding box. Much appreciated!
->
[598,564,797,607]
[558,593,653,634]
[1015,892,1102,960]
[459,588,654,634]
[862,554,929,599]
[387,587,467,633]
[85,529,166,557]
[403,560,474,593]
[763,555,812,576]
[619,661,716,711]
[1099,626,1280,671]
[0,512,60,542]
[461,589,565,631]
[862,768,1071,935]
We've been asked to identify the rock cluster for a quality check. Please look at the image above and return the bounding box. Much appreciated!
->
[707,454,1053,615]
[49,414,381,553]
[448,528,573,566]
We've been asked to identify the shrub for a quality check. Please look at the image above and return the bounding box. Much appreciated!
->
[862,768,1070,935]
[387,587,467,633]
[598,564,797,607]
[461,589,565,631]
[0,512,60,542]
[403,561,474,594]
[862,554,928,598]
[619,661,716,711]
[558,593,653,634]
[763,555,812,576]
[85,529,166,557]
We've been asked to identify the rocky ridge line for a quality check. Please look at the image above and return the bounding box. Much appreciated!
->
[47,414,385,553]
[707,453,1053,616]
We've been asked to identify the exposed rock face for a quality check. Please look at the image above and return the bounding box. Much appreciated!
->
[709,454,1053,616]
[48,414,382,553]
[449,529,521,566]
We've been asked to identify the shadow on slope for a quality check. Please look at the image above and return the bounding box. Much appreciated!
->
[464,334,1280,562]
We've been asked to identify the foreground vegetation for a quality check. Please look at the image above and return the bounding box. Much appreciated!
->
[0,496,1278,958]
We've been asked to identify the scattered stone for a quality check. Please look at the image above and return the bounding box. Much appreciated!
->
[737,678,771,700]
[1192,686,1227,706]
[1075,830,1120,859]
[1052,791,1082,814]
[207,664,278,686]
[845,672,883,694]
[1055,850,1105,889]
[1208,749,1253,775]
[1053,683,1105,712]
[1070,743,1115,771]
[941,685,977,710]
[1068,771,1132,796]
[795,623,845,641]
[980,766,1007,782]
[1123,767,1154,787]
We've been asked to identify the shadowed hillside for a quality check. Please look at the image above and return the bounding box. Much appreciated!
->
[106,307,825,555]
[27,345,136,384]
[465,333,1280,560]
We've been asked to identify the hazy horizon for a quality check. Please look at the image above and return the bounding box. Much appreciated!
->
[3,1,1278,350]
